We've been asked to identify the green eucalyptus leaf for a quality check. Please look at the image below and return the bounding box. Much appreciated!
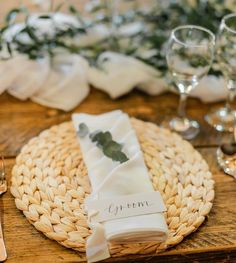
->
[5,8,21,24]
[38,15,51,19]
[90,131,112,145]
[55,2,65,12]
[97,132,112,146]
[189,55,209,68]
[109,151,129,163]
[89,130,102,142]
[5,7,28,25]
[0,26,8,34]
[89,129,128,163]
[69,5,87,29]
[78,123,89,138]
[23,26,40,43]
[6,42,12,57]
[69,5,77,14]
[89,4,107,13]
[103,141,122,156]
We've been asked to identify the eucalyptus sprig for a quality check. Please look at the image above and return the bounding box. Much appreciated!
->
[78,123,129,164]
[0,5,88,60]
[73,0,232,74]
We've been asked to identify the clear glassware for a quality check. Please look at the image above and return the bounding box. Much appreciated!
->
[162,25,215,140]
[217,124,236,179]
[205,13,236,132]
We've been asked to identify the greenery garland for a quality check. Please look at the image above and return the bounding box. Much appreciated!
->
[0,0,235,76]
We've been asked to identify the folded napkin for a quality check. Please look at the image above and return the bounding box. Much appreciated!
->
[72,110,168,262]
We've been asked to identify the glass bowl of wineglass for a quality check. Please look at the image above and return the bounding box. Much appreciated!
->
[162,25,215,140]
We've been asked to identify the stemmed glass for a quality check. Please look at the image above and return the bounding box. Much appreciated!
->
[205,13,236,132]
[216,124,236,179]
[162,25,215,140]
[211,13,236,177]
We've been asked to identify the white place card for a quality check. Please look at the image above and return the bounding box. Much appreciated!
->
[85,191,166,223]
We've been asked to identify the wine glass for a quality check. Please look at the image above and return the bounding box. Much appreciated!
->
[205,13,236,132]
[162,25,215,140]
[216,132,236,179]
[211,14,236,176]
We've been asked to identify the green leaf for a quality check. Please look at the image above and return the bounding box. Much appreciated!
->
[5,8,21,24]
[6,42,12,57]
[55,2,65,12]
[38,15,51,19]
[109,151,129,163]
[88,4,107,13]
[68,5,87,29]
[103,141,122,157]
[89,130,128,163]
[189,55,209,68]
[5,7,27,24]
[22,25,40,43]
[89,130,101,141]
[69,5,77,14]
[90,131,112,145]
[0,26,8,34]
[77,123,89,138]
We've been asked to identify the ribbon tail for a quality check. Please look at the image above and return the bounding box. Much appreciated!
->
[86,209,110,263]
[86,222,110,263]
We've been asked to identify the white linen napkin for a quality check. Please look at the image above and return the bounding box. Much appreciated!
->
[72,110,168,262]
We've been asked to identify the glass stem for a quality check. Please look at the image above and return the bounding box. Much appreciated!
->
[178,93,187,119]
[226,80,236,112]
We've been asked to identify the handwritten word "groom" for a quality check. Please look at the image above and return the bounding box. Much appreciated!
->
[105,201,153,216]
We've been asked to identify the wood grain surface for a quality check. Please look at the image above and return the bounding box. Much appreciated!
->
[0,0,236,262]
[2,147,236,263]
[0,90,233,157]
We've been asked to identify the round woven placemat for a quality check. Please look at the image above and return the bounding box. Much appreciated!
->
[10,118,214,258]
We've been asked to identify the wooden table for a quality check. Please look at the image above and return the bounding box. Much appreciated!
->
[0,89,236,263]
[0,0,236,261]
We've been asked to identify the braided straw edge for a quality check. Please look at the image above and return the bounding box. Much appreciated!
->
[10,118,214,258]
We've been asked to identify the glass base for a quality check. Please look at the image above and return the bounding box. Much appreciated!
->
[217,146,236,178]
[161,117,200,140]
[205,107,236,132]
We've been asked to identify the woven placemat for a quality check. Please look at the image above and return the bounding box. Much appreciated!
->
[10,118,214,258]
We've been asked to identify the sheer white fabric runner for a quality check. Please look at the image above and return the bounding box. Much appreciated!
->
[0,13,227,111]
[72,110,168,262]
